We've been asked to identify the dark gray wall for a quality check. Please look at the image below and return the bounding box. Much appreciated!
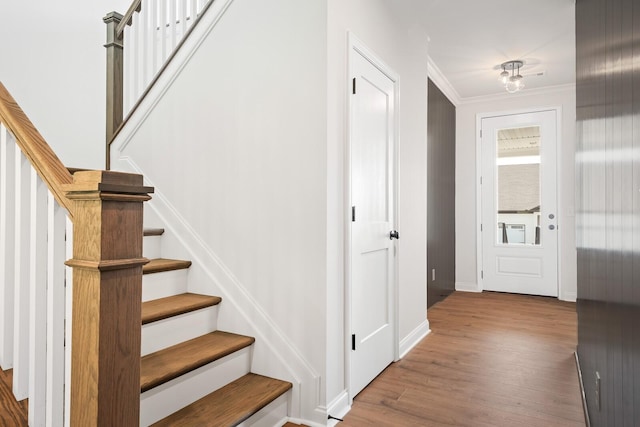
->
[427,79,455,307]
[576,0,640,425]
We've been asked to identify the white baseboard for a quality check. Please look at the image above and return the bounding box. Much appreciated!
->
[455,281,481,292]
[561,291,577,302]
[399,320,430,359]
[327,390,350,421]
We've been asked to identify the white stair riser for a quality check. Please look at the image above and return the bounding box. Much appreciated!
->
[238,393,289,427]
[143,235,162,260]
[140,347,252,426]
[141,307,219,356]
[142,269,188,302]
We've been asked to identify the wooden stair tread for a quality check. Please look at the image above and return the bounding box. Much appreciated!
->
[152,373,292,426]
[143,228,165,236]
[143,258,191,274]
[142,293,222,325]
[141,331,255,392]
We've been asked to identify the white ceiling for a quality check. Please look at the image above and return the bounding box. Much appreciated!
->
[393,0,576,100]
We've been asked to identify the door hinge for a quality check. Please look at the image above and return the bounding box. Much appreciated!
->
[480,129,483,138]
[352,206,356,222]
[480,223,483,232]
[481,270,484,279]
[480,176,483,185]
[352,77,356,94]
[352,334,356,351]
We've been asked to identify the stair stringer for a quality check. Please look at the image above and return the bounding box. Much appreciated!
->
[111,156,325,425]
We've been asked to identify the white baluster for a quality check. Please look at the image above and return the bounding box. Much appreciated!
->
[180,0,188,38]
[0,125,15,369]
[132,11,141,104]
[160,0,168,63]
[46,193,67,427]
[28,169,47,426]
[141,0,150,89]
[190,0,197,23]
[148,0,158,81]
[123,24,133,114]
[13,149,31,400]
[63,217,73,427]
[169,0,177,51]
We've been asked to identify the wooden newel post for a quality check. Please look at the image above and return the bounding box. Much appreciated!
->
[64,171,153,426]
[104,12,124,170]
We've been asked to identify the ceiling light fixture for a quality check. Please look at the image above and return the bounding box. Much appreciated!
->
[499,60,525,93]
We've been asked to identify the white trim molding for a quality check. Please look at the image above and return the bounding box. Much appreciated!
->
[398,320,430,359]
[460,83,576,106]
[427,56,461,106]
[326,390,350,427]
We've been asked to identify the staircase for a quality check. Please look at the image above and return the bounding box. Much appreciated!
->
[139,228,292,426]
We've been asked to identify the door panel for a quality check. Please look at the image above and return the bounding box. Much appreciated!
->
[481,111,558,296]
[350,49,395,397]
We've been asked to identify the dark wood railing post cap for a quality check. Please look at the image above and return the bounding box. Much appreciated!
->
[104,12,124,48]
[63,170,154,199]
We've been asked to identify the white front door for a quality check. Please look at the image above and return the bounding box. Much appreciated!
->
[481,110,558,297]
[350,47,396,397]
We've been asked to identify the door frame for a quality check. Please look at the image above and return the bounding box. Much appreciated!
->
[345,32,400,403]
[475,106,563,297]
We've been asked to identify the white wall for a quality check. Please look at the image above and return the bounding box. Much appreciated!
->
[0,0,131,169]
[326,0,429,413]
[456,85,577,301]
[110,0,328,419]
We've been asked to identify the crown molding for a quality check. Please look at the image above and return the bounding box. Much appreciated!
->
[458,83,576,105]
[427,56,462,106]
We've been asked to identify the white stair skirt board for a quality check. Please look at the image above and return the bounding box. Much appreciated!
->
[140,346,251,426]
[141,306,219,356]
[142,269,189,302]
[143,235,162,260]
[236,393,289,427]
[455,281,481,293]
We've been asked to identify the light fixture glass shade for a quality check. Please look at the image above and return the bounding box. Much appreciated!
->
[505,80,520,93]
[500,70,509,84]
[499,60,525,93]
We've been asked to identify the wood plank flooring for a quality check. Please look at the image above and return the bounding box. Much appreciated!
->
[0,369,27,426]
[0,291,584,426]
[342,291,585,427]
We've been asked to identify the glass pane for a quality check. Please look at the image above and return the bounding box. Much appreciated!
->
[496,126,541,246]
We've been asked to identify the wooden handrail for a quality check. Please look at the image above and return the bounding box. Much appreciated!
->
[0,82,75,218]
[0,81,153,426]
[116,0,142,37]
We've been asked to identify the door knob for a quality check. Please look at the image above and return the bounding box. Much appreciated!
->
[548,225,555,230]
[389,230,399,240]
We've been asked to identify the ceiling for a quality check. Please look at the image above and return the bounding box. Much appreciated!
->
[392,0,576,100]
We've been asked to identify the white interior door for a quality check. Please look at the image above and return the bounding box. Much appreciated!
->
[481,110,558,296]
[350,48,396,397]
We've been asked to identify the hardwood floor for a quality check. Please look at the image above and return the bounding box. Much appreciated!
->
[0,291,584,426]
[342,291,585,427]
[0,368,27,426]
